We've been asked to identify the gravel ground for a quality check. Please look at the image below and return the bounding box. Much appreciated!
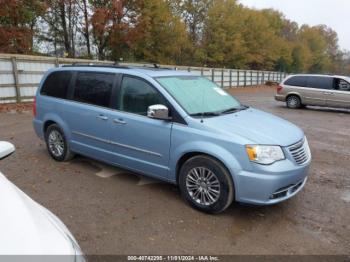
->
[0,86,349,255]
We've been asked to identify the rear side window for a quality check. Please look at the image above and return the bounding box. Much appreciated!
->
[41,71,72,99]
[73,72,115,107]
[119,76,167,116]
[284,76,307,87]
[307,76,333,89]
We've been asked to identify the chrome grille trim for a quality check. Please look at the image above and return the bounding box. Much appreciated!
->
[288,138,310,165]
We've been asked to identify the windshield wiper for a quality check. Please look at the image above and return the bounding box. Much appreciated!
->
[190,112,221,117]
[220,105,249,115]
[190,105,249,118]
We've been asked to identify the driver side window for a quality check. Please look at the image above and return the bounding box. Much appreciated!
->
[335,79,350,92]
[119,76,167,116]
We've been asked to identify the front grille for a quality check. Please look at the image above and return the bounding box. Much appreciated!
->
[288,138,310,165]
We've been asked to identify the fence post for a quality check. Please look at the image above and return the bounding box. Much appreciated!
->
[221,69,224,88]
[250,71,253,86]
[55,57,59,67]
[188,67,191,72]
[11,57,21,103]
[229,70,232,88]
[244,70,247,87]
[237,70,240,87]
[212,68,215,82]
[201,67,204,76]
[262,72,265,85]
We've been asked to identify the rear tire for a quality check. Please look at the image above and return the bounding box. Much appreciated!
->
[179,155,234,214]
[45,124,74,162]
[286,95,302,109]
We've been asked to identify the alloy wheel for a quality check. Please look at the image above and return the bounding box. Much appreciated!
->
[185,167,221,206]
[48,130,65,157]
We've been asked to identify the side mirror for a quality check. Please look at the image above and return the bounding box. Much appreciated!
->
[0,142,15,160]
[147,104,171,120]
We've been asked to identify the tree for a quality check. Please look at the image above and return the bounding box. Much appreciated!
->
[40,0,80,57]
[0,0,45,53]
[298,25,332,73]
[75,0,92,57]
[0,0,348,75]
[201,0,247,67]
[169,0,212,44]
[130,0,189,64]
[90,0,139,60]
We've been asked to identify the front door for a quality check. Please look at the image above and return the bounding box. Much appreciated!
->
[109,75,172,180]
[326,78,350,108]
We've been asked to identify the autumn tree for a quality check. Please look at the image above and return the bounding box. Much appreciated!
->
[130,0,189,64]
[0,0,45,53]
[90,0,139,60]
[0,0,348,75]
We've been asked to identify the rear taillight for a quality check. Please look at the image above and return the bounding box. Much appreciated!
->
[277,85,283,93]
[33,96,36,117]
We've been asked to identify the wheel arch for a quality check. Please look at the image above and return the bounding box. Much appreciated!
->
[43,120,57,133]
[42,114,71,141]
[175,151,237,192]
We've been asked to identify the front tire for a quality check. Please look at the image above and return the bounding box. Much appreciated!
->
[179,155,234,214]
[286,95,302,109]
[45,124,74,162]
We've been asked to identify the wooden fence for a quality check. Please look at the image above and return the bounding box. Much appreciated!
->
[0,53,287,103]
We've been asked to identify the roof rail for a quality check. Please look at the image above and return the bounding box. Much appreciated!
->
[61,62,175,70]
[130,63,173,70]
[61,63,130,69]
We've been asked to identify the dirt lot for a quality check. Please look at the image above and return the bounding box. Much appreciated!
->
[0,86,349,255]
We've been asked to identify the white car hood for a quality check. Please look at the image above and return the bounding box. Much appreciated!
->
[0,172,75,256]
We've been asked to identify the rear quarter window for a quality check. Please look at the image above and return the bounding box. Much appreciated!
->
[284,76,307,87]
[40,71,72,99]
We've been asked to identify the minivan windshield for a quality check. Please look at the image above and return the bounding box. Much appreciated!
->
[155,76,243,116]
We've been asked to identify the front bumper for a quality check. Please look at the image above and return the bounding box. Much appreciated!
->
[234,159,311,205]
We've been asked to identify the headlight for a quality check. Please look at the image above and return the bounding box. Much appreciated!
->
[246,145,285,165]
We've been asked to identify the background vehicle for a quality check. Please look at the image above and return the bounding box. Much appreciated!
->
[275,74,350,109]
[0,141,84,259]
[33,65,311,213]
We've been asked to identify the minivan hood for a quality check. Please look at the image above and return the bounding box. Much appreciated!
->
[201,108,304,146]
[0,172,75,256]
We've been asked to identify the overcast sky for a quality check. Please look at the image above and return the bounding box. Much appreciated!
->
[239,0,350,51]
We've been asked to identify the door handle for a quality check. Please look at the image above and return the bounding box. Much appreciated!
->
[96,114,108,121]
[323,92,333,95]
[113,118,126,125]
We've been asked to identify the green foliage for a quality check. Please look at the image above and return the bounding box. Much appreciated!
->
[0,0,348,74]
[130,0,189,64]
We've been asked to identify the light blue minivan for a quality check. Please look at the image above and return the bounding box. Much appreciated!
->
[33,65,311,213]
